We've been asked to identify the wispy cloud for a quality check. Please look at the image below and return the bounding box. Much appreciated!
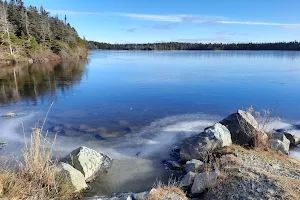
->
[283,24,300,29]
[218,20,299,26]
[48,9,300,27]
[152,24,177,30]
[116,13,182,22]
[122,28,136,33]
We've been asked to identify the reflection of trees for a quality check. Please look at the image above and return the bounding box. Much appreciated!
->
[0,60,88,104]
[97,50,300,61]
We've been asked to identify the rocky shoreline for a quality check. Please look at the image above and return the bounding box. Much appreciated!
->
[0,55,88,67]
[1,109,300,200]
[0,47,89,67]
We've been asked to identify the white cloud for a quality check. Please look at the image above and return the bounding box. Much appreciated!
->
[283,24,300,29]
[116,13,183,22]
[47,10,300,27]
[219,20,300,26]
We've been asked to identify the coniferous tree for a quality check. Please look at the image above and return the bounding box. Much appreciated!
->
[86,41,300,51]
[0,0,87,61]
[0,1,14,55]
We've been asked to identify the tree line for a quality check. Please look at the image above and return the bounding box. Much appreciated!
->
[87,41,300,51]
[0,0,87,62]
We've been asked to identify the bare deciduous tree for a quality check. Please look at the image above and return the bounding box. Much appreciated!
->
[0,2,14,56]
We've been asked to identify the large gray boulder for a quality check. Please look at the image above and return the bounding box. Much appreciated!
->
[180,123,232,161]
[56,162,88,192]
[61,146,113,182]
[184,159,204,173]
[180,171,197,187]
[191,171,218,194]
[283,132,300,147]
[269,132,290,154]
[220,110,267,145]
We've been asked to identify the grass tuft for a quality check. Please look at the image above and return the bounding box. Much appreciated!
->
[0,106,77,199]
[143,179,188,200]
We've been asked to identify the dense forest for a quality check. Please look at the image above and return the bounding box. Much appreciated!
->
[0,0,87,64]
[87,41,300,51]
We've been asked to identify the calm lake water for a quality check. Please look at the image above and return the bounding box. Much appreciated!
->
[0,50,300,196]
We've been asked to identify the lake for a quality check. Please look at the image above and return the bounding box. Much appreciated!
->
[0,50,300,196]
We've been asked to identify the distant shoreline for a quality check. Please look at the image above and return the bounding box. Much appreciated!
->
[90,49,300,51]
[87,41,300,51]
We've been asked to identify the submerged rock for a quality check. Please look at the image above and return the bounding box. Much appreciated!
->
[0,142,7,149]
[48,126,66,135]
[293,124,300,130]
[56,162,88,192]
[61,146,113,182]
[99,131,120,138]
[1,112,27,118]
[132,191,149,200]
[269,132,290,154]
[220,110,267,145]
[191,171,218,194]
[164,160,183,171]
[120,126,132,132]
[1,112,17,118]
[170,145,181,159]
[180,123,232,161]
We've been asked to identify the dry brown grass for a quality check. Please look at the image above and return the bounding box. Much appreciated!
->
[19,128,58,192]
[0,127,76,200]
[0,169,28,199]
[222,145,300,200]
[229,144,297,166]
[143,180,188,200]
[0,105,78,199]
[274,175,300,200]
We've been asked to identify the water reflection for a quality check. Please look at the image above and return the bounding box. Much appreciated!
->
[92,50,300,61]
[0,60,88,105]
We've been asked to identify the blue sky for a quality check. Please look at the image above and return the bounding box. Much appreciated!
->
[23,0,300,43]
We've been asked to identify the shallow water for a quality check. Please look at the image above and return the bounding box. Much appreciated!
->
[0,50,300,195]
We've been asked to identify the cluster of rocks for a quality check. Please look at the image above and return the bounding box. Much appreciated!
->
[180,110,298,161]
[93,109,300,199]
[180,159,218,195]
[57,146,113,192]
[168,110,300,197]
